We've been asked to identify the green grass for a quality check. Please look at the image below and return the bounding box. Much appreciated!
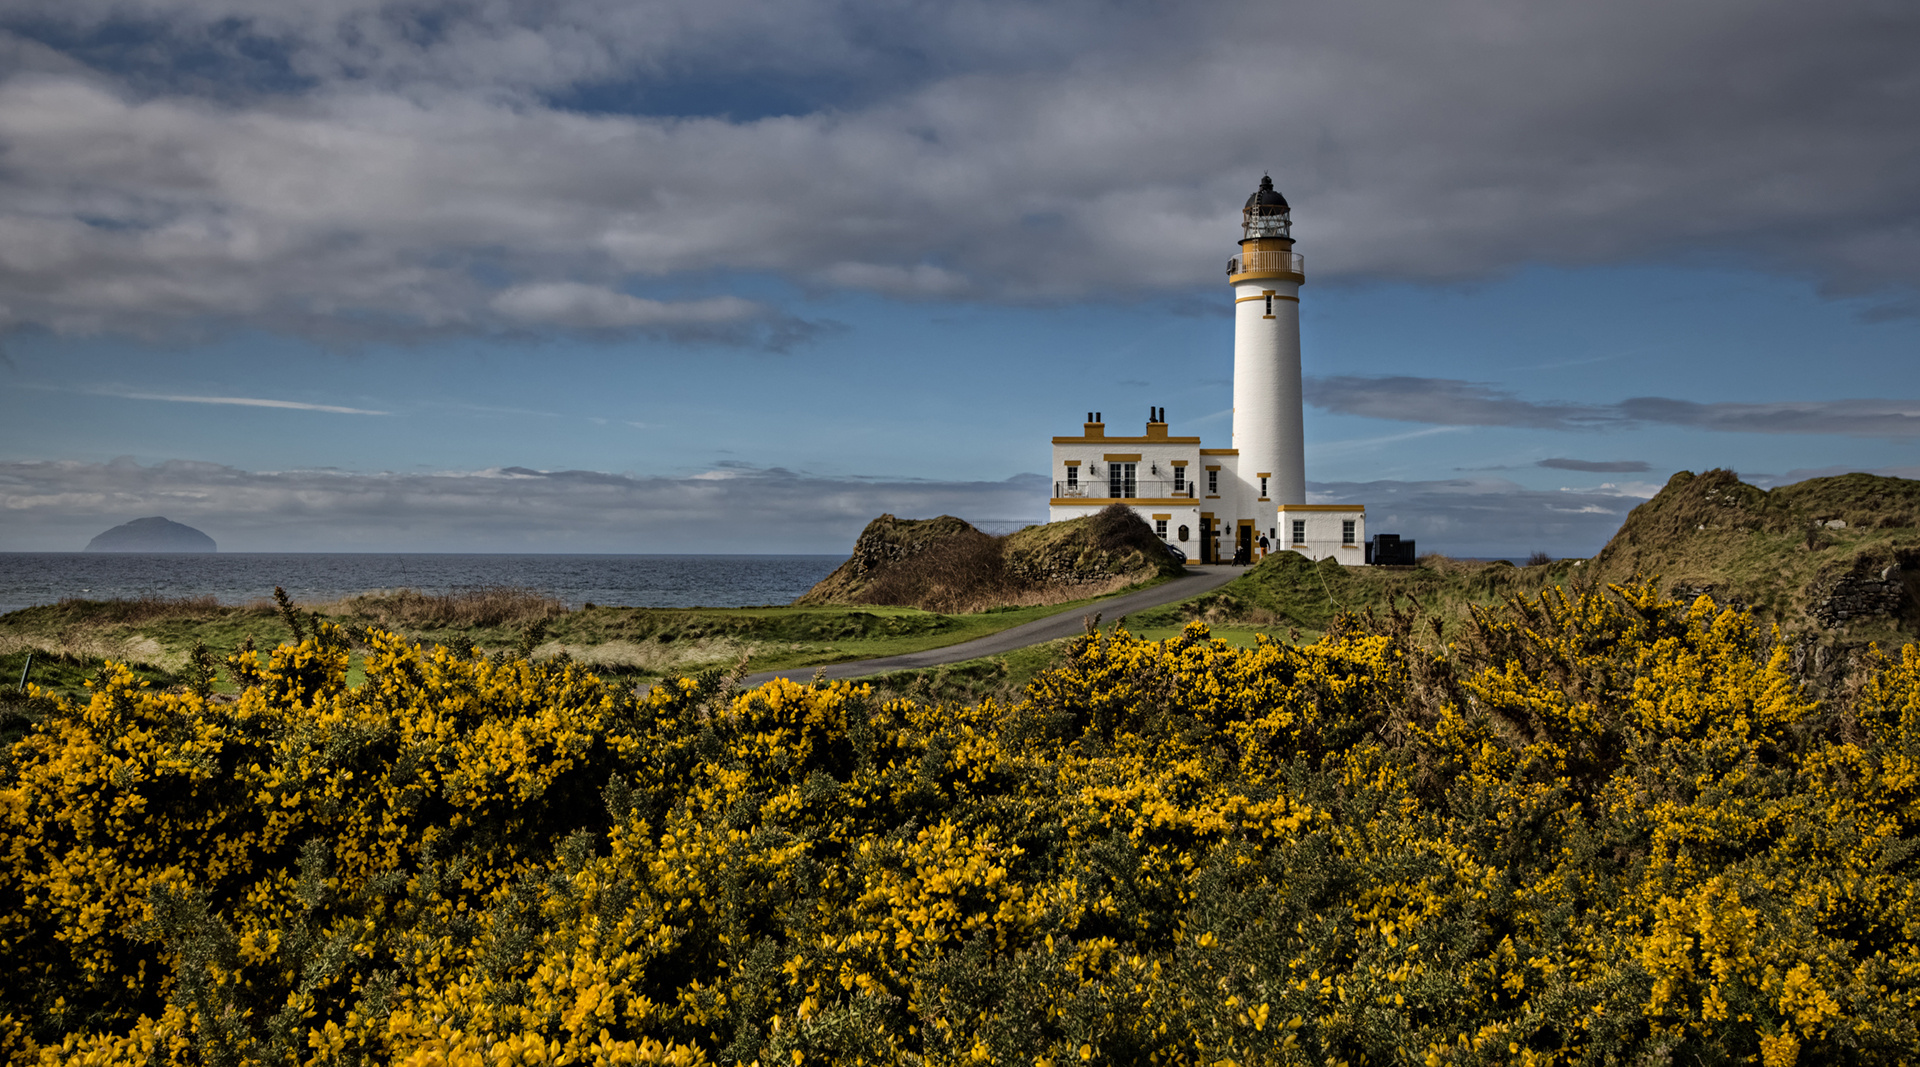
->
[851,638,1079,707]
[0,576,1184,702]
[1127,552,1582,640]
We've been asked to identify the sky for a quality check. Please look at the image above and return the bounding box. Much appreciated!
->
[0,0,1917,557]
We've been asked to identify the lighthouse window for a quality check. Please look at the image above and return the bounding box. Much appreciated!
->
[1173,467,1185,492]
[1292,520,1306,543]
[1065,466,1078,488]
[1207,470,1218,494]
[1260,476,1268,497]
[1342,520,1356,544]
[1108,462,1137,499]
[1155,518,1168,537]
[1265,294,1273,315]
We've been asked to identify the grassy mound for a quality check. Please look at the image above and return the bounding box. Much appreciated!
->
[1581,469,1918,640]
[795,505,1180,613]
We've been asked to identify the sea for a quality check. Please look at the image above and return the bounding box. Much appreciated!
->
[0,554,845,616]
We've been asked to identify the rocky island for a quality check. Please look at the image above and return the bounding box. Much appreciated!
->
[83,516,217,553]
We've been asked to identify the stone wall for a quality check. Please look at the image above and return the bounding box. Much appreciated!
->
[1813,566,1907,627]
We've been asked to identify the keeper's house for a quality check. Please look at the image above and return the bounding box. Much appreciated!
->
[1046,176,1375,566]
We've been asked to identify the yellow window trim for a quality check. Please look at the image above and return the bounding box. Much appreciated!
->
[1062,460,1082,466]
[1151,513,1172,520]
[1103,453,1143,462]
[1275,504,1366,513]
[1054,435,1202,445]
[1169,459,1189,466]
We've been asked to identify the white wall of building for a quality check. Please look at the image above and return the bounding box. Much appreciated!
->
[1276,505,1366,565]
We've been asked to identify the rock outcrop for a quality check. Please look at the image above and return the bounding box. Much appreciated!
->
[796,506,1180,613]
[84,517,217,553]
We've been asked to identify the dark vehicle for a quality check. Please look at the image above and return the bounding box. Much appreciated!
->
[1165,543,1188,565]
[1366,534,1417,566]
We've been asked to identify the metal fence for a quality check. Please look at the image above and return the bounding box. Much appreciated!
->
[1227,250,1305,276]
[1054,479,1196,500]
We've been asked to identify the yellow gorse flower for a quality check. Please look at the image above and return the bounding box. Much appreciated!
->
[3,582,1917,1065]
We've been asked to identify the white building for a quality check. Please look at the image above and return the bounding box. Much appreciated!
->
[1047,177,1368,566]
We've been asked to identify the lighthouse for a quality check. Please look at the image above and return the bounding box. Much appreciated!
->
[1045,177,1369,566]
[1229,175,1306,506]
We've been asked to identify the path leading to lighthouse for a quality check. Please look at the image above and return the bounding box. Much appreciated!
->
[739,565,1244,688]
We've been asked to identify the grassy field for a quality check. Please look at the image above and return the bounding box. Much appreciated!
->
[0,577,1179,706]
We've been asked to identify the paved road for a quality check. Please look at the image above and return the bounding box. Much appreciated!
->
[741,565,1244,687]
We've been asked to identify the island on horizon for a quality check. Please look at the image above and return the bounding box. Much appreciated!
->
[83,516,217,553]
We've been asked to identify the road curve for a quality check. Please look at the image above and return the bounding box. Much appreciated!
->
[741,565,1244,688]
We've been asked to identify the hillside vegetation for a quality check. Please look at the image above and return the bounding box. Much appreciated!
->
[1141,470,1917,671]
[0,591,1065,716]
[795,505,1182,613]
[6,583,1920,1065]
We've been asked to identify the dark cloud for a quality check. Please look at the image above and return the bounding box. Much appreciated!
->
[1615,397,1920,438]
[0,0,1915,341]
[1309,376,1920,438]
[1304,377,1617,430]
[1537,458,1652,473]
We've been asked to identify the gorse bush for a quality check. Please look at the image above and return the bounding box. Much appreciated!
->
[4,582,1920,1066]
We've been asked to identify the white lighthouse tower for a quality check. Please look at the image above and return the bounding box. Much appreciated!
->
[1045,176,1369,566]
[1229,175,1306,506]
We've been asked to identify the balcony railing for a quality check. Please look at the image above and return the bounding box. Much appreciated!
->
[1227,250,1304,277]
[1055,480,1197,500]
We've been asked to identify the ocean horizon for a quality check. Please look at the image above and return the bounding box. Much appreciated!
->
[0,552,845,615]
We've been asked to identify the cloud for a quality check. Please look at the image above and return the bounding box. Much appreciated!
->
[0,458,1052,553]
[1305,377,1618,430]
[0,0,1915,341]
[1537,458,1651,473]
[1308,476,1641,558]
[488,283,783,342]
[0,455,1665,560]
[1747,463,1920,488]
[1615,397,1920,438]
[1308,376,1920,438]
[110,391,390,415]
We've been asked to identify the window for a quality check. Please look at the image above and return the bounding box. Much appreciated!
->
[1108,462,1137,499]
[1264,293,1273,316]
[1173,467,1185,492]
[1342,520,1356,544]
[1207,470,1218,494]
[1259,476,1268,498]
[1155,518,1168,537]
[1065,466,1078,488]
[1291,520,1306,543]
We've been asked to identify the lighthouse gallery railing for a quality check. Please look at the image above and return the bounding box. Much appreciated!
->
[1227,250,1304,276]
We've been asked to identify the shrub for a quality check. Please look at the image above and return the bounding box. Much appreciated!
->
[5,583,1919,1065]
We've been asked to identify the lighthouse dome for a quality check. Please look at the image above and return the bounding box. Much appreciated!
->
[1242,175,1291,239]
